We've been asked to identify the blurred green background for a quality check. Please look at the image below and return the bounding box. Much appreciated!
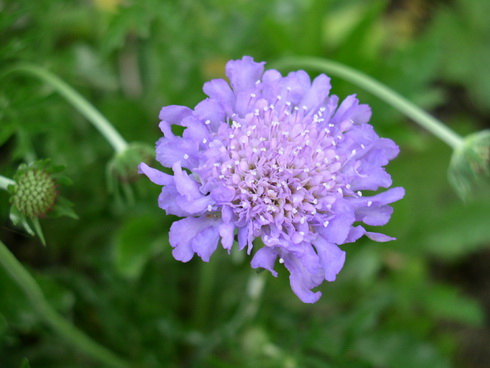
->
[1,0,490,367]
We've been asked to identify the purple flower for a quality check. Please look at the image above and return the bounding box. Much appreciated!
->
[140,56,404,303]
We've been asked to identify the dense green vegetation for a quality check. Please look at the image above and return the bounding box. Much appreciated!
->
[1,0,490,367]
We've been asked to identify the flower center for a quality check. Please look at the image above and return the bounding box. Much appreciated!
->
[209,97,359,241]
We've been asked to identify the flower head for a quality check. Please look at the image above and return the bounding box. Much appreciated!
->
[140,56,404,303]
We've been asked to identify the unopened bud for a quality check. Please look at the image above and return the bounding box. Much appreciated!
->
[109,142,154,182]
[448,130,490,200]
[12,168,57,218]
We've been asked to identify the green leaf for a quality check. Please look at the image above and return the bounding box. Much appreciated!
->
[18,358,31,368]
[418,200,490,260]
[423,284,484,326]
[113,215,164,279]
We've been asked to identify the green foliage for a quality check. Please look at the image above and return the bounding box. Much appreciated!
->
[1,0,490,367]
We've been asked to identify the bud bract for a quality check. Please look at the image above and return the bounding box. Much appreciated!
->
[448,130,490,200]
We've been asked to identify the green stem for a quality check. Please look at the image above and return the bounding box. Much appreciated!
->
[4,64,128,153]
[0,241,129,368]
[0,175,15,190]
[193,259,217,330]
[273,57,464,149]
[195,271,266,361]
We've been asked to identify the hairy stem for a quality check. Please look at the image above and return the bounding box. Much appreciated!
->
[0,241,129,368]
[273,57,464,149]
[4,64,128,153]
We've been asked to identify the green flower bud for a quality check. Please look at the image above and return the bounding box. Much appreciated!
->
[108,142,154,182]
[448,130,490,200]
[11,168,57,218]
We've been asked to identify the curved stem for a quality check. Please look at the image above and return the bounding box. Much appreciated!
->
[0,241,129,368]
[0,175,15,190]
[4,64,128,153]
[272,57,464,149]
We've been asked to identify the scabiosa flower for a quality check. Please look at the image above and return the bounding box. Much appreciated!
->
[140,56,404,303]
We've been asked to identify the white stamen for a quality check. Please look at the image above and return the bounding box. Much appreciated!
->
[323,220,330,227]
[183,154,189,159]
[205,120,211,125]
[367,201,373,207]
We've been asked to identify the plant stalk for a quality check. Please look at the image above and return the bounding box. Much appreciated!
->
[0,175,15,190]
[4,64,128,153]
[0,241,129,368]
[273,57,464,149]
